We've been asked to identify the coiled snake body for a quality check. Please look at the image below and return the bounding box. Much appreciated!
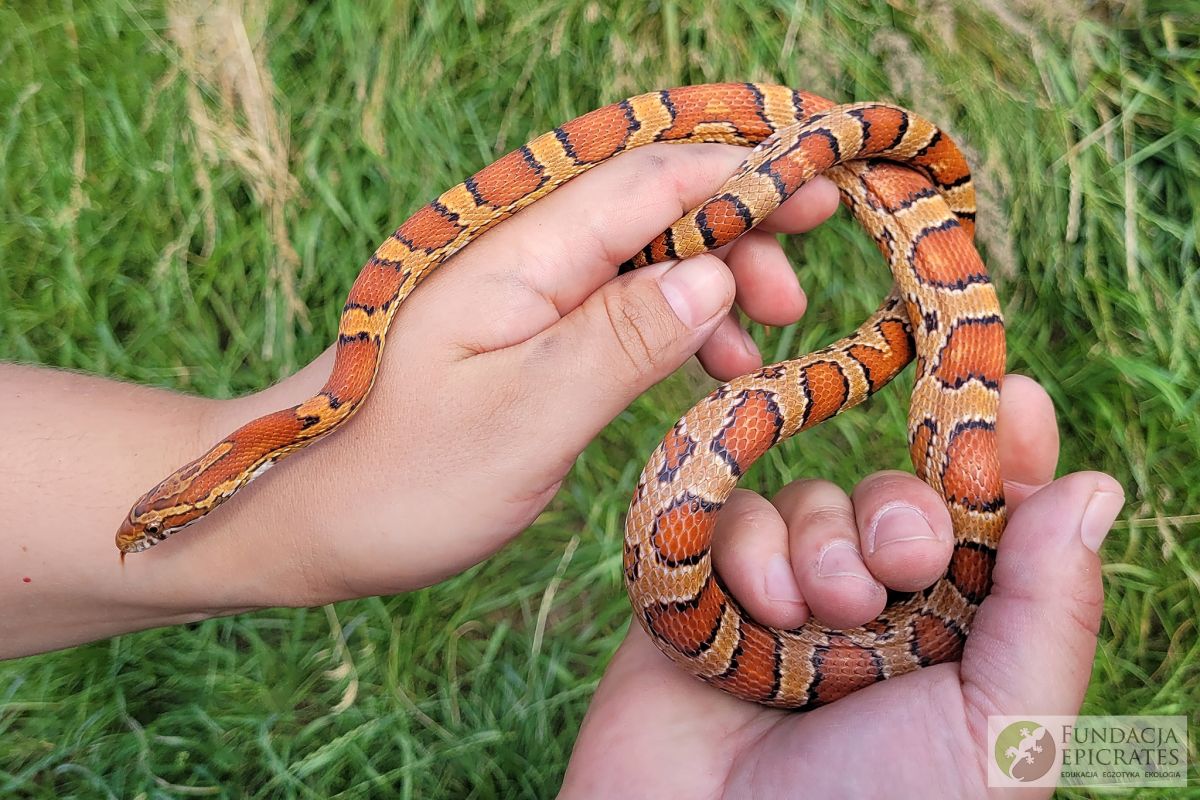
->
[116,83,1004,710]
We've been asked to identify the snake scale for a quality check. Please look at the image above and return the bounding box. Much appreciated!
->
[116,83,1005,710]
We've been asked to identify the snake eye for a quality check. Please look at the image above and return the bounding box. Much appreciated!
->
[145,522,161,537]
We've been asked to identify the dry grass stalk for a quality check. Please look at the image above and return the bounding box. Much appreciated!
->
[167,0,308,361]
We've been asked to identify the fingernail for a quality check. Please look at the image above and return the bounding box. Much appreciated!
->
[740,326,760,359]
[1081,489,1124,553]
[816,540,877,588]
[764,553,805,604]
[867,503,937,554]
[660,257,727,327]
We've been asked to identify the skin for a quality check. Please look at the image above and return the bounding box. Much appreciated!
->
[561,379,1123,799]
[0,142,1122,796]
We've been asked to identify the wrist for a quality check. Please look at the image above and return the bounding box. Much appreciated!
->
[107,374,337,626]
[174,372,339,611]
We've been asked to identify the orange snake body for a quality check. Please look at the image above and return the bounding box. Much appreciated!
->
[117,83,1005,710]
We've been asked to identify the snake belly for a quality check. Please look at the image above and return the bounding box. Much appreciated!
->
[115,83,1005,711]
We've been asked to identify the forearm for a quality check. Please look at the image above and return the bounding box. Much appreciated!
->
[0,360,333,659]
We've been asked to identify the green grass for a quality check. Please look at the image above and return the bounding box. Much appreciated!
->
[2,0,1198,796]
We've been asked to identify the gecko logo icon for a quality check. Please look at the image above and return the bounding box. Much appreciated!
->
[994,720,1056,782]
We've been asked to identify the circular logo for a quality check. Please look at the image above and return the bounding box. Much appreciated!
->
[994,720,1056,782]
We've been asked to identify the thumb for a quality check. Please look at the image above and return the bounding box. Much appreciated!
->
[961,471,1124,720]
[517,254,735,453]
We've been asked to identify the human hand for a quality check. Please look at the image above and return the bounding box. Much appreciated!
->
[560,376,1124,798]
[170,143,840,606]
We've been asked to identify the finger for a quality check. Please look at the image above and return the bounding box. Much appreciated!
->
[850,470,955,592]
[507,254,735,457]
[507,155,838,309]
[418,145,840,349]
[961,471,1123,720]
[997,374,1059,511]
[696,311,761,382]
[710,489,810,630]
[772,479,886,628]
[683,177,834,378]
[756,174,841,234]
[685,374,1058,608]
[430,144,747,319]
[723,230,807,327]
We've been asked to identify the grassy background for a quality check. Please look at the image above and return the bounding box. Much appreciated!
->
[1,0,1197,796]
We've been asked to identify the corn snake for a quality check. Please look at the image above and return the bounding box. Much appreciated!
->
[116,83,1005,710]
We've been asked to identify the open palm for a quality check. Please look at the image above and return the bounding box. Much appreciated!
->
[562,376,1122,798]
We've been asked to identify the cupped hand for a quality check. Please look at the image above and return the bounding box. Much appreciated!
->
[200,143,840,604]
[560,376,1124,799]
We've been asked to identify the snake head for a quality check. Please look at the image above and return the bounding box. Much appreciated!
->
[114,442,239,554]
[115,510,181,554]
[115,480,207,554]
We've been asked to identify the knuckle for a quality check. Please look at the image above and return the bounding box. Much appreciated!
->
[577,149,676,267]
[618,145,712,211]
[620,147,672,188]
[632,149,669,178]
[1063,579,1105,638]
[600,281,675,381]
[856,470,932,499]
[611,149,676,213]
[775,477,841,502]
[715,490,777,540]
[723,506,780,543]
[775,478,851,520]
[800,504,857,533]
[579,211,627,268]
